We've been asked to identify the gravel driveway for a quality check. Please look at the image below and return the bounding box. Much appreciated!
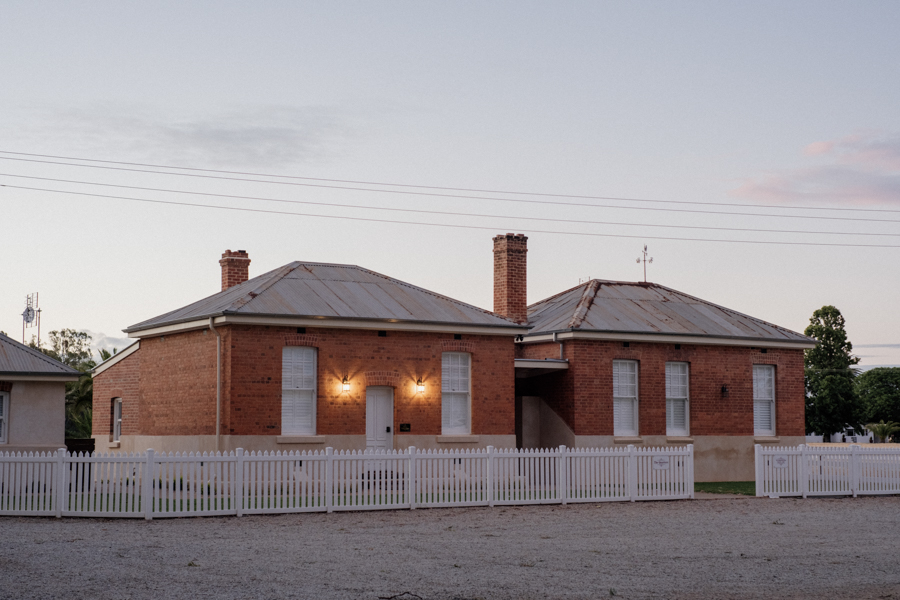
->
[1,496,899,600]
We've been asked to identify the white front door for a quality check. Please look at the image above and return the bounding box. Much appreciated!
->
[366,386,394,451]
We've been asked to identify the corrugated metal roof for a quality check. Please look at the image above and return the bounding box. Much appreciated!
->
[0,332,82,376]
[126,262,522,333]
[526,280,813,344]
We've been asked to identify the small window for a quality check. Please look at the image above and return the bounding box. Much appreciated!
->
[613,360,638,436]
[665,362,689,436]
[753,365,775,436]
[0,391,8,444]
[113,398,123,442]
[282,347,317,435]
[441,352,471,435]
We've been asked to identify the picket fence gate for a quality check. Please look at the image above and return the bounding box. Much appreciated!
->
[755,444,900,498]
[0,444,693,519]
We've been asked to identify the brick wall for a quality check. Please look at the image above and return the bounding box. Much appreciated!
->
[92,348,141,437]
[225,325,516,438]
[518,339,804,437]
[219,249,250,291]
[138,330,218,435]
[493,234,528,323]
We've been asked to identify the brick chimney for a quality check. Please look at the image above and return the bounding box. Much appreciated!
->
[219,249,250,291]
[493,233,528,323]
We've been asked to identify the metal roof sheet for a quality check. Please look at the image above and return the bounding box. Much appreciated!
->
[0,332,82,376]
[526,280,813,344]
[126,262,521,333]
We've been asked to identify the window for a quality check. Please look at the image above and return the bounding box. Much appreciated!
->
[113,398,123,442]
[441,352,470,435]
[0,391,8,444]
[282,347,317,435]
[613,360,638,436]
[665,362,690,436]
[753,365,775,436]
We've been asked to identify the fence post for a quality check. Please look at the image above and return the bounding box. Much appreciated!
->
[325,447,334,513]
[55,448,66,518]
[408,446,417,510]
[143,449,155,521]
[850,444,860,498]
[558,445,567,506]
[235,448,244,517]
[799,444,808,499]
[487,445,495,508]
[627,445,637,502]
[754,444,763,497]
[687,444,695,500]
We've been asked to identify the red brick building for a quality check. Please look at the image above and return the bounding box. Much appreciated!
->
[93,251,526,454]
[93,235,813,480]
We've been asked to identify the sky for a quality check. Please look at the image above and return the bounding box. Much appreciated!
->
[1,1,898,366]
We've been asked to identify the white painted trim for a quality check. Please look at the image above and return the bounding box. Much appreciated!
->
[520,330,816,349]
[514,359,569,370]
[127,315,527,339]
[91,341,140,376]
[0,374,80,382]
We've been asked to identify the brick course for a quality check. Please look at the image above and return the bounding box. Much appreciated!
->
[517,340,804,437]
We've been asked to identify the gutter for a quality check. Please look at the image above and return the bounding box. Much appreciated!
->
[208,317,222,453]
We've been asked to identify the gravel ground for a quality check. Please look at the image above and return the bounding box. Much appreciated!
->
[1,496,899,600]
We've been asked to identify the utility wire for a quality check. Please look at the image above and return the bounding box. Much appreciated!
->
[0,149,896,214]
[1,172,896,237]
[0,155,896,224]
[3,183,899,248]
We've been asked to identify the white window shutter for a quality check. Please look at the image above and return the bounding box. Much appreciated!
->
[753,365,775,435]
[282,347,317,435]
[441,353,471,435]
[613,360,638,436]
[614,398,636,436]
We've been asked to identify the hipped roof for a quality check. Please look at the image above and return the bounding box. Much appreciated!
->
[526,280,814,346]
[0,332,82,377]
[126,262,523,334]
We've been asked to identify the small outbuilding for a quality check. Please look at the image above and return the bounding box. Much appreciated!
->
[0,332,80,453]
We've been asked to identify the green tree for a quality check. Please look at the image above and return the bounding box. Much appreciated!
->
[865,420,900,443]
[856,367,900,424]
[30,329,98,438]
[804,306,863,437]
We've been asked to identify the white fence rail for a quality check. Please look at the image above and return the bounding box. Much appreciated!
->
[1,444,693,519]
[755,444,900,498]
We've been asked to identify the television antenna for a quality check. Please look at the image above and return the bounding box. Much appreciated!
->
[636,245,653,283]
[22,293,41,345]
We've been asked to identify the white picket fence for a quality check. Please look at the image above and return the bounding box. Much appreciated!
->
[0,444,693,519]
[755,444,900,498]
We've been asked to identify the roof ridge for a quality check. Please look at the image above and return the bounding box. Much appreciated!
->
[528,281,590,309]
[567,280,601,329]
[0,332,81,374]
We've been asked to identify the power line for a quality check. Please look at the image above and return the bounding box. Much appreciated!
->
[1,155,896,224]
[1,172,896,237]
[4,183,899,248]
[0,148,896,214]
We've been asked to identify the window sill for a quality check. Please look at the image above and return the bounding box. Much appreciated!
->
[613,436,643,444]
[276,435,325,444]
[666,436,693,444]
[437,435,480,444]
[754,436,780,444]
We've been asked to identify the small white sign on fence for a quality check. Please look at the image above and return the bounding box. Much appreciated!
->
[771,455,790,469]
[652,456,670,470]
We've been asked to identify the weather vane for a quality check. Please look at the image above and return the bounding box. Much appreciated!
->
[22,293,41,345]
[636,245,653,283]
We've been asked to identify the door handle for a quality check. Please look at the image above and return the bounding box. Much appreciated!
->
[386,426,391,433]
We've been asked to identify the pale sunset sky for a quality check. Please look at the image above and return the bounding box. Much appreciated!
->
[1,2,898,366]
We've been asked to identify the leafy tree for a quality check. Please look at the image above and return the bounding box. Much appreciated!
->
[30,329,99,438]
[856,367,900,424]
[804,306,863,437]
[865,420,900,444]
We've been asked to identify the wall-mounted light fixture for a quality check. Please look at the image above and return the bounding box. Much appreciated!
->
[342,377,350,392]
[720,385,729,397]
[416,379,425,393]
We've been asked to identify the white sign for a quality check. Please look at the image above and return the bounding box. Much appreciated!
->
[771,455,790,469]
[652,456,670,470]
